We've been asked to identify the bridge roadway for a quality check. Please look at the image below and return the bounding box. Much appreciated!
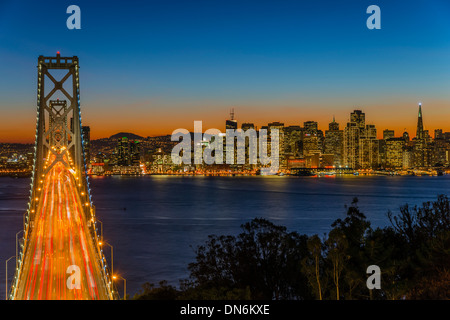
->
[14,154,110,300]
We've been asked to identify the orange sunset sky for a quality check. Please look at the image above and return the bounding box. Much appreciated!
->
[1,97,450,143]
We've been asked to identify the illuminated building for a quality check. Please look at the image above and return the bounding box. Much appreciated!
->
[383,129,395,140]
[344,122,360,169]
[413,103,426,168]
[385,137,404,169]
[324,117,343,167]
[130,140,141,166]
[343,110,367,169]
[117,137,130,166]
[402,145,414,169]
[268,121,285,169]
[284,125,303,159]
[303,121,321,158]
[434,129,443,140]
[359,124,379,169]
[350,110,365,130]
[224,109,238,167]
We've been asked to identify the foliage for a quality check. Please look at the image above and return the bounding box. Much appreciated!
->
[133,195,450,300]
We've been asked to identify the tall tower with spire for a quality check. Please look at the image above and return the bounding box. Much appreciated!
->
[416,103,424,139]
[413,102,426,168]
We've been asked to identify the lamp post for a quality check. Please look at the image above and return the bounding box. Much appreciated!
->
[112,274,127,300]
[97,219,103,241]
[99,241,113,276]
[16,230,23,269]
[5,256,15,300]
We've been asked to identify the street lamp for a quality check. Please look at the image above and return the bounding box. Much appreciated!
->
[5,256,15,300]
[99,241,113,276]
[112,274,127,300]
[96,219,103,242]
[16,230,23,269]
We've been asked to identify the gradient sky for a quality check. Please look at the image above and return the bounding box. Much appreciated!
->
[1,0,450,142]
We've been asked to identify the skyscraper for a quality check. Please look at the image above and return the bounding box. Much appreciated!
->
[224,109,238,167]
[303,121,321,157]
[344,122,360,169]
[383,129,395,140]
[416,103,424,140]
[343,110,366,169]
[117,137,130,166]
[225,108,238,130]
[130,140,141,166]
[350,110,365,130]
[268,121,285,169]
[360,124,379,169]
[434,129,443,140]
[413,103,426,168]
[284,125,302,159]
[324,118,343,167]
[385,138,404,169]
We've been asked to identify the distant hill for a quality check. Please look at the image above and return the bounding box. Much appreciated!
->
[109,132,144,140]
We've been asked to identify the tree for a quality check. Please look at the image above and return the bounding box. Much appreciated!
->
[387,194,450,298]
[325,228,348,300]
[302,234,324,300]
[329,197,371,299]
[133,281,180,300]
[188,218,312,300]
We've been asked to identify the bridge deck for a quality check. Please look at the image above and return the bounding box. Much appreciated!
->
[14,157,110,300]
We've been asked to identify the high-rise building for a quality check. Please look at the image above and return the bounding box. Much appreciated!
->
[350,110,365,130]
[268,121,285,169]
[343,122,360,169]
[428,137,449,167]
[303,121,321,157]
[328,116,339,131]
[360,124,379,169]
[304,121,318,134]
[226,108,238,130]
[117,137,130,166]
[130,140,141,166]
[378,130,394,168]
[434,129,443,140]
[402,146,414,169]
[413,103,426,168]
[444,132,450,141]
[383,129,395,140]
[416,103,424,140]
[224,109,238,166]
[324,118,344,167]
[343,110,367,169]
[385,138,404,169]
[283,125,302,159]
[241,123,256,169]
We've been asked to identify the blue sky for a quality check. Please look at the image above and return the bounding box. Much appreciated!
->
[1,0,450,141]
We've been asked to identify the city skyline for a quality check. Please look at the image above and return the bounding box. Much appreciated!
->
[0,101,445,143]
[1,0,450,142]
